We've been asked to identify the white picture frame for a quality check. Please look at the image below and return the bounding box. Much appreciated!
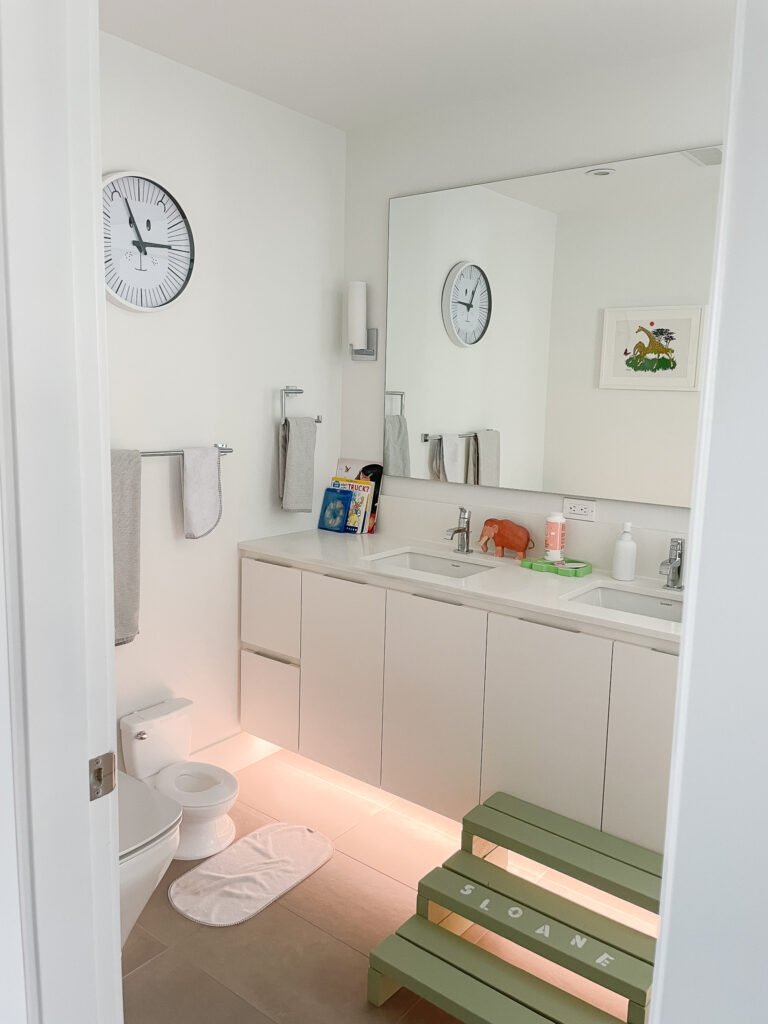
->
[599,305,703,390]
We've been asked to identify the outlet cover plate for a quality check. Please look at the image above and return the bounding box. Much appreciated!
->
[563,497,596,522]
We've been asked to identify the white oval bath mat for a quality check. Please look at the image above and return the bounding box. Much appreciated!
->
[168,822,333,926]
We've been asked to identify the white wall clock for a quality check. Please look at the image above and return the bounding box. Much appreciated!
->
[441,261,492,347]
[102,172,195,311]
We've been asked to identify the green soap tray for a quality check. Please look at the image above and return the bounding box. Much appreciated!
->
[520,557,593,577]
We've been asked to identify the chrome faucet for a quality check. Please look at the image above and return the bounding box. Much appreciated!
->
[659,537,684,590]
[445,506,472,554]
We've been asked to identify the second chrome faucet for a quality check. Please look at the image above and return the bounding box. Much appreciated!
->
[445,506,472,554]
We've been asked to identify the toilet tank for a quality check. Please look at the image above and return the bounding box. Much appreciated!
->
[120,698,194,780]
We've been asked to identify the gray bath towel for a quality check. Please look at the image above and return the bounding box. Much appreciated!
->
[278,417,317,512]
[383,414,411,477]
[111,450,141,646]
[467,430,501,486]
[182,447,222,539]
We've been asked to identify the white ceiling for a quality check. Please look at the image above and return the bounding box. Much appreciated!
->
[99,0,735,132]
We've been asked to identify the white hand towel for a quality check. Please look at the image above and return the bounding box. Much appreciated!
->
[111,450,141,646]
[441,433,465,483]
[278,417,317,512]
[182,447,222,539]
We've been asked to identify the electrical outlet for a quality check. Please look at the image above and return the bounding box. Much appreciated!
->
[563,497,596,522]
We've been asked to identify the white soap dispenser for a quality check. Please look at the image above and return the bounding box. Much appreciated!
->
[612,522,637,582]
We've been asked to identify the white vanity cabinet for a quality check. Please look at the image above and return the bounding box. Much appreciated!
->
[381,590,487,820]
[481,614,613,829]
[602,642,679,852]
[299,572,386,786]
[240,558,301,659]
[240,650,300,751]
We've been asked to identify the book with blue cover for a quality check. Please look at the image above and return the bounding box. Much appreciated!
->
[318,487,353,532]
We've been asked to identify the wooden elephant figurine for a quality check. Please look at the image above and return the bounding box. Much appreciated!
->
[478,518,534,560]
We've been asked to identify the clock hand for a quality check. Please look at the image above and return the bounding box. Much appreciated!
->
[124,198,146,255]
[132,240,174,251]
[468,277,481,309]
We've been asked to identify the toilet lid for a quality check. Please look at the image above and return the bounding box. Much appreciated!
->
[154,761,239,808]
[118,771,182,860]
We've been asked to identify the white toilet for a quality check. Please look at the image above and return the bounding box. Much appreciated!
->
[120,697,239,861]
[118,770,181,946]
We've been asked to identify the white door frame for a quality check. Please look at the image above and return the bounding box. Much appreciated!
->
[651,1,768,1018]
[0,0,122,1020]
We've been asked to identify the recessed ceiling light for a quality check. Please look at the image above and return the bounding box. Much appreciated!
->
[585,167,616,177]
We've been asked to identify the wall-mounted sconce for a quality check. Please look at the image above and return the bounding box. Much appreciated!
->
[348,280,378,361]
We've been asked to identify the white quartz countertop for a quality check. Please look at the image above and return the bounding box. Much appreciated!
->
[239,531,682,651]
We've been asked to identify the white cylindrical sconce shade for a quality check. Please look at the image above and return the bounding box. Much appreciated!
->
[347,281,367,351]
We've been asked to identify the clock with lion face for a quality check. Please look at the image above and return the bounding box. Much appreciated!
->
[102,173,195,311]
[441,261,492,346]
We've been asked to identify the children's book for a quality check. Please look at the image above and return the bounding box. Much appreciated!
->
[330,477,373,534]
[335,459,383,533]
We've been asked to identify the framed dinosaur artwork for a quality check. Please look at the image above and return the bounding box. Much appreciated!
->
[599,305,703,390]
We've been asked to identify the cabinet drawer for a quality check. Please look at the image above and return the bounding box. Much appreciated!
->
[240,649,300,751]
[241,558,301,658]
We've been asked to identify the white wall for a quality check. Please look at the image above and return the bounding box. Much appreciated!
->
[101,34,345,751]
[343,46,730,532]
[542,162,720,506]
[652,2,768,1019]
[386,186,556,487]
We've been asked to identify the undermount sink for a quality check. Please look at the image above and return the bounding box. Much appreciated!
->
[367,549,495,580]
[568,585,683,623]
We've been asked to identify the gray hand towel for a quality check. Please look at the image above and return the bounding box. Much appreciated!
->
[111,450,141,646]
[182,447,222,539]
[467,435,479,485]
[278,417,317,512]
[383,414,411,477]
[475,429,501,487]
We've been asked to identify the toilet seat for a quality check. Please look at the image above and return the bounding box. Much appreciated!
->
[154,761,238,809]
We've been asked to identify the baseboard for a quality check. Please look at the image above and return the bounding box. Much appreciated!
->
[192,731,280,774]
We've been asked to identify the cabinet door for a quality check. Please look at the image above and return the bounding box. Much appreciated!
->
[300,573,386,786]
[482,614,612,828]
[241,558,301,659]
[382,591,487,820]
[240,649,300,751]
[603,642,678,852]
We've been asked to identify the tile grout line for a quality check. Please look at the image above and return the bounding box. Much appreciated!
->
[121,945,170,983]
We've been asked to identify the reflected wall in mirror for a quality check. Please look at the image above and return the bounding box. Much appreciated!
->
[384,149,722,506]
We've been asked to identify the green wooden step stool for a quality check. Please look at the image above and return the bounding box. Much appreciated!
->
[368,791,661,1024]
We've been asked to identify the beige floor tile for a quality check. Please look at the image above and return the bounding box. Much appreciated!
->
[137,801,276,946]
[335,807,460,888]
[178,902,418,1024]
[385,796,462,841]
[236,755,386,839]
[272,750,394,809]
[482,845,549,882]
[475,930,628,1019]
[537,869,659,937]
[279,850,416,954]
[398,997,462,1023]
[121,924,166,978]
[122,947,275,1023]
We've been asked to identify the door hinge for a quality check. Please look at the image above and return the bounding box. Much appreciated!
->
[89,752,116,801]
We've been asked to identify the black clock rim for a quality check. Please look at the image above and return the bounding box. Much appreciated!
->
[103,174,195,308]
[455,264,492,345]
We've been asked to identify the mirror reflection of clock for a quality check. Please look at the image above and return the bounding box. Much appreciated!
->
[441,261,492,347]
